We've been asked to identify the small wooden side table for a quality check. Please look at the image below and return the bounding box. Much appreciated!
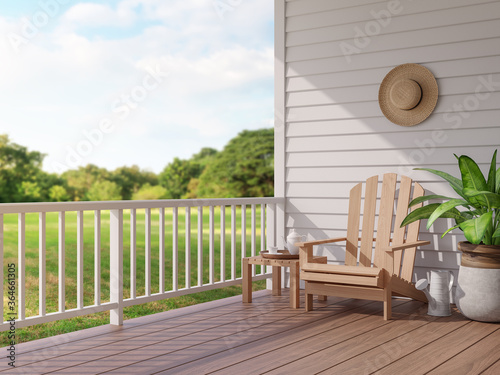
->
[242,255,328,309]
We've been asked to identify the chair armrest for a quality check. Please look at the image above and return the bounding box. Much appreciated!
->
[296,237,347,247]
[298,237,346,266]
[384,240,430,252]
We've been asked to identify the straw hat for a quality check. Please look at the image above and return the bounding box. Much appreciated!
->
[378,63,438,127]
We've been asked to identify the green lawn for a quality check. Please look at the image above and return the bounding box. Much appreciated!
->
[1,207,267,345]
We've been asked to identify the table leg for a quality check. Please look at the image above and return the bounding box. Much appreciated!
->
[272,266,281,296]
[290,261,300,309]
[242,258,252,303]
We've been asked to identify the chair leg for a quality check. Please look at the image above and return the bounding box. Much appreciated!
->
[318,295,327,302]
[383,285,392,320]
[305,293,313,311]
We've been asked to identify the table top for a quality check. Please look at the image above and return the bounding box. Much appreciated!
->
[245,255,327,266]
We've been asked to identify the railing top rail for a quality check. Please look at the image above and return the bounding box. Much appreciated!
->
[0,197,284,214]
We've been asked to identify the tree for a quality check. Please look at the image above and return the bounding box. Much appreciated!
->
[110,165,158,200]
[0,135,46,203]
[62,164,110,201]
[132,184,167,200]
[49,185,70,202]
[86,180,122,201]
[159,158,201,199]
[159,148,218,199]
[191,147,218,166]
[19,181,42,202]
[196,129,274,198]
[36,172,68,202]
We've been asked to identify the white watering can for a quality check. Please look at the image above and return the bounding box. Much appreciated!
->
[285,229,306,255]
[416,270,454,316]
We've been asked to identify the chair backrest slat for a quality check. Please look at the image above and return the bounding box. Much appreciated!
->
[392,176,413,276]
[359,176,379,267]
[345,183,362,266]
[400,182,425,281]
[345,174,424,277]
[374,174,397,269]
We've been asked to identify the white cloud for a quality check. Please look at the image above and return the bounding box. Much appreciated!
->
[62,2,136,28]
[0,0,274,173]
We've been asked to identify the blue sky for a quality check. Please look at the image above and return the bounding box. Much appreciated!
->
[0,0,274,173]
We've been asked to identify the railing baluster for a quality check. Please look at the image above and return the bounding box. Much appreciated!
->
[159,208,165,293]
[172,207,178,292]
[0,214,3,322]
[267,204,277,248]
[260,204,265,275]
[241,204,247,261]
[197,206,203,287]
[18,214,26,321]
[145,208,151,296]
[220,205,226,282]
[110,209,123,326]
[77,211,84,310]
[231,205,236,280]
[266,204,277,281]
[261,204,266,252]
[94,210,101,306]
[185,207,191,289]
[130,209,136,299]
[209,206,215,284]
[251,204,256,276]
[39,213,46,316]
[58,212,65,313]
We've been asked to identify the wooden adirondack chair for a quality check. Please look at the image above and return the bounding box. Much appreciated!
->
[297,174,431,320]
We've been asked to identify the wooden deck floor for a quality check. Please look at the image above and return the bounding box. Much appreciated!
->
[2,289,500,374]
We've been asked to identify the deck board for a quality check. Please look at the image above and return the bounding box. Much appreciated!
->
[1,289,499,374]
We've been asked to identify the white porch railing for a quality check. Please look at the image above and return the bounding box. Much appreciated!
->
[0,197,284,331]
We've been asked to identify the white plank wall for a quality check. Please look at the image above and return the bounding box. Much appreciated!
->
[281,0,500,285]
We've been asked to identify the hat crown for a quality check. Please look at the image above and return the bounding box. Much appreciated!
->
[389,79,421,110]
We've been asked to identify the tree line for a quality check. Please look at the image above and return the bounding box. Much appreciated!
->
[0,129,274,203]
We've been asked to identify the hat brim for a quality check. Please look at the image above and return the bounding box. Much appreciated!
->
[378,63,438,127]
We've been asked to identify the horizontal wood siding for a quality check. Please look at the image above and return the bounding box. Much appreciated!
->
[282,0,500,286]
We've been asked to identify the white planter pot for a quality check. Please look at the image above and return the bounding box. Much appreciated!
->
[455,266,500,322]
[456,241,500,322]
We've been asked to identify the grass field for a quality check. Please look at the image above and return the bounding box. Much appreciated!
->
[1,207,268,345]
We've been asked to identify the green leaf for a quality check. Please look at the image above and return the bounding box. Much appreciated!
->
[401,203,440,227]
[401,203,465,228]
[493,227,500,238]
[426,199,469,229]
[408,195,455,207]
[459,155,487,191]
[496,167,500,193]
[461,210,481,220]
[483,219,495,245]
[414,168,465,199]
[442,224,461,238]
[486,150,497,192]
[463,189,500,209]
[459,155,488,208]
[459,212,493,244]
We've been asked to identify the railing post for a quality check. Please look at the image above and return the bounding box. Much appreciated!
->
[110,209,123,326]
[0,214,3,323]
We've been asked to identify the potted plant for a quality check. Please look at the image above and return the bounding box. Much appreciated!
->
[401,150,500,322]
